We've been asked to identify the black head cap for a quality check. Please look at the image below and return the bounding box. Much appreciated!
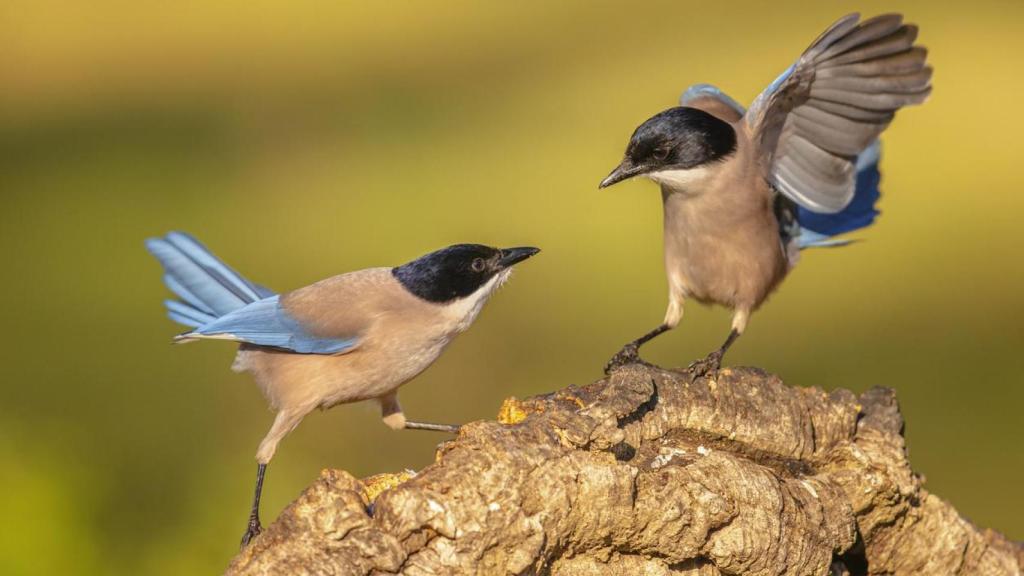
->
[599,107,737,188]
[393,244,540,303]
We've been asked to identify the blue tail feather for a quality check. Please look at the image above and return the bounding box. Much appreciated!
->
[163,232,262,305]
[162,274,215,316]
[797,141,881,249]
[164,299,217,328]
[146,231,275,329]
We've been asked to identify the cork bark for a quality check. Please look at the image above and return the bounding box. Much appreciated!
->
[226,366,1023,576]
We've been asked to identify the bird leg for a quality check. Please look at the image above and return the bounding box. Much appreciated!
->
[242,407,306,549]
[688,329,740,377]
[604,324,671,374]
[404,421,461,433]
[240,463,266,548]
[380,392,460,434]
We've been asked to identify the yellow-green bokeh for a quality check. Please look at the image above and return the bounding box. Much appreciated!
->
[2,1,1022,573]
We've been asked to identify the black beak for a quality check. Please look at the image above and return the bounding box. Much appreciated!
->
[497,246,541,268]
[599,158,645,188]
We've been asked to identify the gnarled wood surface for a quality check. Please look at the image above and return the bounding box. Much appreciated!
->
[226,366,1023,575]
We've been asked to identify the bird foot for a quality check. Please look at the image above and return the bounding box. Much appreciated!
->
[604,343,655,374]
[240,515,262,549]
[687,350,723,378]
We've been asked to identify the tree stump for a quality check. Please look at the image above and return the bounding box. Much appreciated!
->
[226,365,1023,575]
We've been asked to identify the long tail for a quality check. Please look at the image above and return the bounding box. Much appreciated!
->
[797,141,882,249]
[145,232,275,328]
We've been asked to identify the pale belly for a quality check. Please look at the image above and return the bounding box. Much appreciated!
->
[664,212,787,310]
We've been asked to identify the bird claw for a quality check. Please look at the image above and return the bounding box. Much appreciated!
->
[240,516,262,549]
[687,350,723,378]
[604,344,653,374]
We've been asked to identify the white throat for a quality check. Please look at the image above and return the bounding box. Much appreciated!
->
[444,269,511,332]
[646,166,713,192]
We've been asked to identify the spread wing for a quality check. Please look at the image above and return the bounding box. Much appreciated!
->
[745,13,932,213]
[179,295,361,355]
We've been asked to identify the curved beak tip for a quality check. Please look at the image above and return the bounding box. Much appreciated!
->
[599,162,637,189]
[499,246,541,267]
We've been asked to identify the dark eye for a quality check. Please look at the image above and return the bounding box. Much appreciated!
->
[471,258,486,272]
[653,146,671,161]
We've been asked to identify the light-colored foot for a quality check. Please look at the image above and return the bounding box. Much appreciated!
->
[382,411,407,430]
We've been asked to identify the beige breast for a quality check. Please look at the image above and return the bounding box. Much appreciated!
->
[661,123,788,310]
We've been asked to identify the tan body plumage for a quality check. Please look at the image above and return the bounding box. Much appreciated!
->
[658,120,787,334]
[233,267,509,464]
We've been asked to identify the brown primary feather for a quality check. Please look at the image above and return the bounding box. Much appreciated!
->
[816,47,929,78]
[808,99,896,122]
[745,13,932,213]
[822,25,920,67]
[804,13,862,60]
[813,13,905,63]
[813,67,933,93]
[811,87,931,110]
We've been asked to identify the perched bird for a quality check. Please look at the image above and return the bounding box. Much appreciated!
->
[599,13,931,375]
[145,232,539,546]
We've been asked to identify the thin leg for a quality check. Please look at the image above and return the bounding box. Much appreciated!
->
[688,328,740,377]
[242,408,307,548]
[604,324,671,374]
[380,392,460,434]
[404,420,461,433]
[688,309,749,377]
[240,463,266,548]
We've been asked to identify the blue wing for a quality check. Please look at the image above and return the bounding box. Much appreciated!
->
[797,141,882,248]
[182,295,360,355]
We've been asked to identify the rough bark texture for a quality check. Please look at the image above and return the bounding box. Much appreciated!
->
[226,366,1023,576]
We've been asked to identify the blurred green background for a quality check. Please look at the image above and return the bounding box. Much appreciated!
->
[2,1,1022,573]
